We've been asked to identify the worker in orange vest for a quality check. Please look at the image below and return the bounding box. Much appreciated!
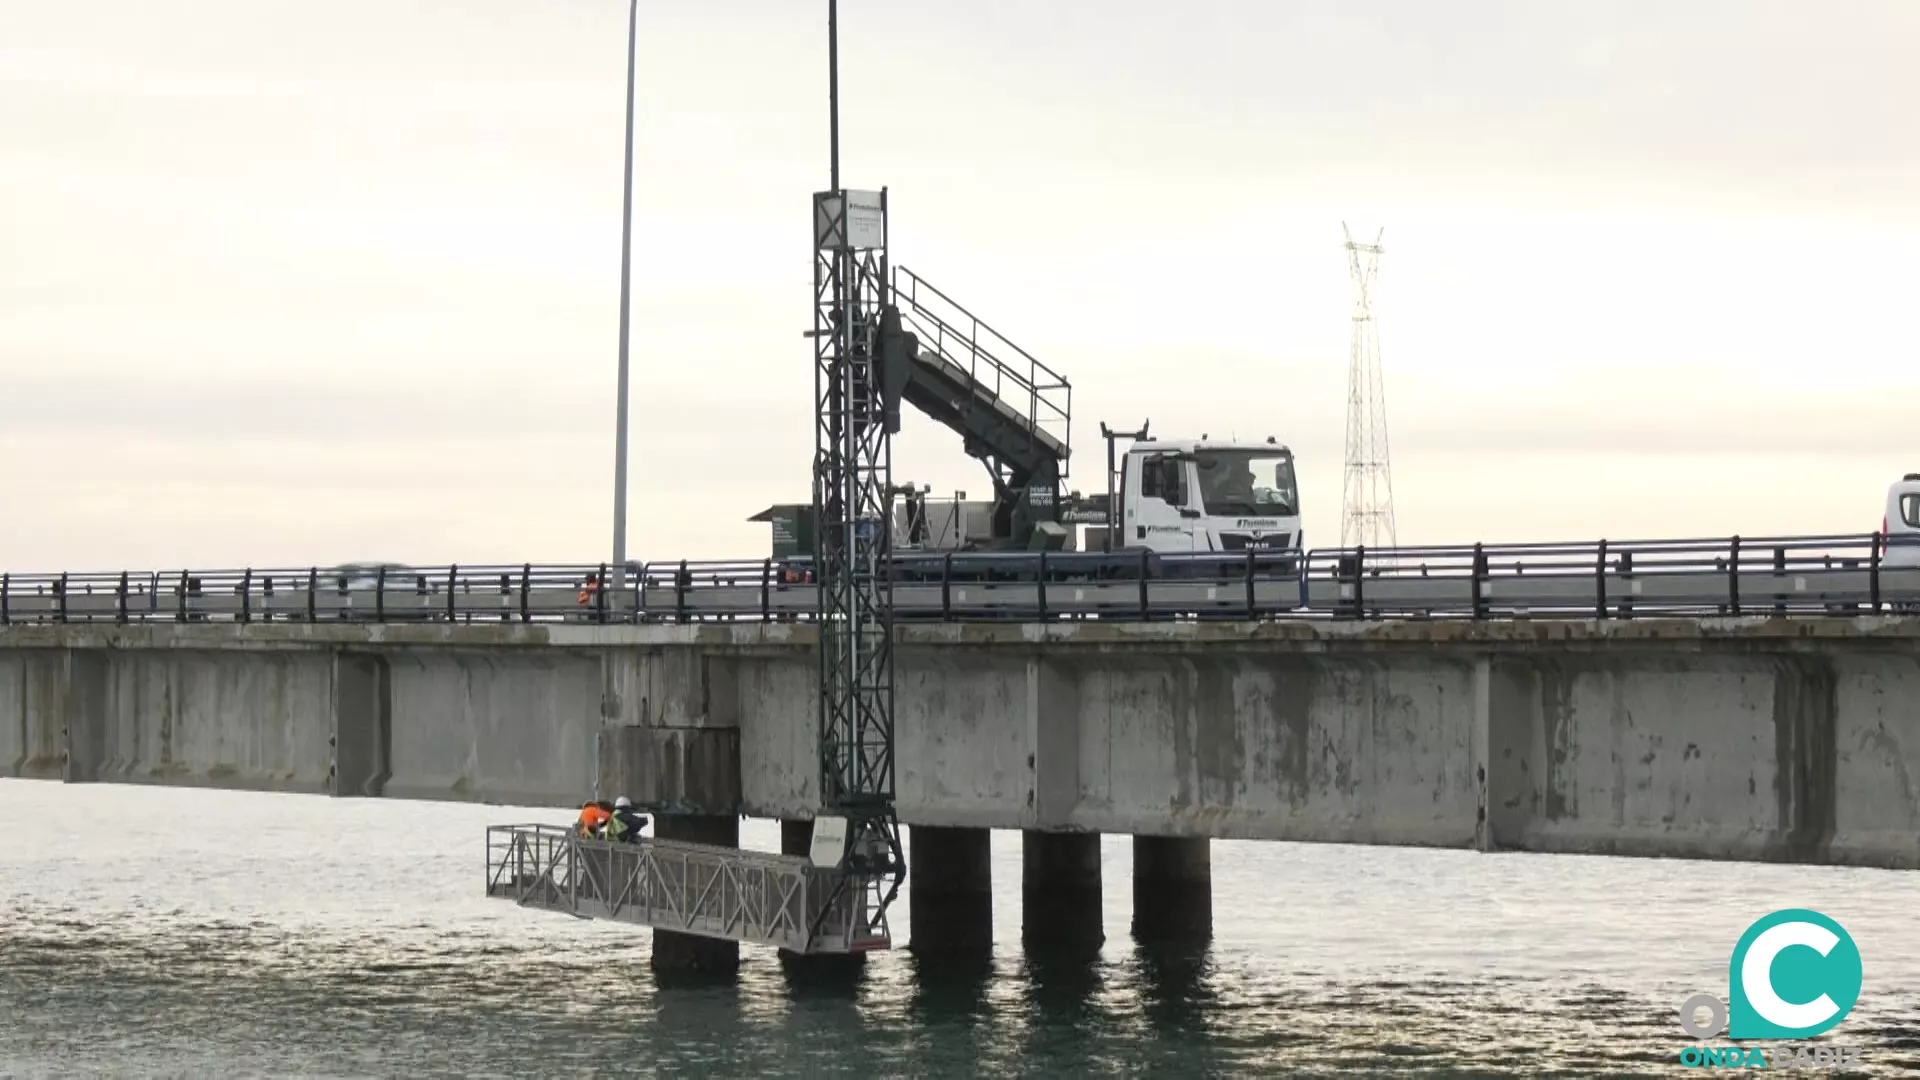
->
[576,571,601,608]
[574,799,611,838]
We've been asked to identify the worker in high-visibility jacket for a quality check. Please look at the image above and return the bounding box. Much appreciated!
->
[603,806,630,843]
[575,799,610,838]
[610,795,649,842]
[576,571,601,608]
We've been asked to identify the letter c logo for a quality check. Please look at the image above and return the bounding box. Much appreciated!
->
[1741,922,1839,1029]
[1728,909,1863,1040]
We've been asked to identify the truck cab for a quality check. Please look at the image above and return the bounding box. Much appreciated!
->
[1885,473,1920,569]
[1116,438,1303,558]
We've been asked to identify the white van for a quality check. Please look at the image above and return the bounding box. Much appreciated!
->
[1884,474,1920,568]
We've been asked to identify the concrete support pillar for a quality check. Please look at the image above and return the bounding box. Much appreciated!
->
[597,652,742,809]
[1131,835,1210,943]
[1770,657,1839,862]
[1472,658,1542,852]
[1022,830,1102,953]
[61,651,109,784]
[4,653,65,780]
[1027,659,1082,827]
[650,813,741,979]
[909,825,993,959]
[776,817,867,982]
[330,652,390,797]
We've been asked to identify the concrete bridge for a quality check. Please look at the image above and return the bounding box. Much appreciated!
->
[6,616,1918,957]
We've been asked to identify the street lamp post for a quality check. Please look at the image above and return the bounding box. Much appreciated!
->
[611,0,637,592]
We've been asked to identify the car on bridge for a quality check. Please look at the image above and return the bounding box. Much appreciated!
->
[327,562,439,620]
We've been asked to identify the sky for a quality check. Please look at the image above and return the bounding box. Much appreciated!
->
[3,0,1919,571]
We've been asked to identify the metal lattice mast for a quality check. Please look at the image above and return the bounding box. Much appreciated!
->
[1340,223,1398,551]
[807,0,904,940]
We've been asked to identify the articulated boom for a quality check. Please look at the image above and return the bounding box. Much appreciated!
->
[889,267,1074,548]
[811,187,906,941]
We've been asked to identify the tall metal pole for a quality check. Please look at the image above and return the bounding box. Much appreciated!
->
[808,0,905,943]
[611,0,638,589]
[829,0,839,190]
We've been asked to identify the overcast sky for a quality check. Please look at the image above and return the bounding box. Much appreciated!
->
[4,0,1918,570]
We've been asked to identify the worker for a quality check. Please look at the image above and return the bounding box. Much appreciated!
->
[602,805,630,843]
[611,795,649,841]
[574,798,610,838]
[576,571,601,609]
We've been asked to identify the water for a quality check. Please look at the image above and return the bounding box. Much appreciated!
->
[3,782,1916,1077]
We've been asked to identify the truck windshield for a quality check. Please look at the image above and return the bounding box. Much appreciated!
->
[1194,450,1298,517]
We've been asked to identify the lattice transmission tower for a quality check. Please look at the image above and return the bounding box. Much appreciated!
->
[1340,223,1398,551]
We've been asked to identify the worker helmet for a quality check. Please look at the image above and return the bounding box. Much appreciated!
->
[614,796,632,809]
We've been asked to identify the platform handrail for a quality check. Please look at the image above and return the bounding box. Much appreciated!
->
[891,265,1073,469]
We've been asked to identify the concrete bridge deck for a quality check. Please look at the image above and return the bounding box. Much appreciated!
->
[4,615,1916,864]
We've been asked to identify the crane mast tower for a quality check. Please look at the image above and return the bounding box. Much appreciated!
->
[807,0,906,941]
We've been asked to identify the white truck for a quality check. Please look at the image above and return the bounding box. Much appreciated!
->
[1103,436,1302,557]
[760,433,1305,580]
[883,436,1302,560]
[1884,473,1920,569]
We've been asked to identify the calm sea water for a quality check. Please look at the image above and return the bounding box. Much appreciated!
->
[2,782,1916,1077]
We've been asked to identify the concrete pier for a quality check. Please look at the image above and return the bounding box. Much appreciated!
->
[909,825,993,959]
[1022,830,1103,953]
[649,812,742,978]
[331,652,391,797]
[1131,835,1210,943]
[774,818,868,978]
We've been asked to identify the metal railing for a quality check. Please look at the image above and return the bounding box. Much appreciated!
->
[4,534,1918,627]
[892,266,1073,467]
[1304,533,1920,620]
[483,825,888,954]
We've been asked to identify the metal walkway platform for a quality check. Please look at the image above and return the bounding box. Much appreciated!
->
[483,825,890,954]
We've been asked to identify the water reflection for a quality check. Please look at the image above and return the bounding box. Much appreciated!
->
[903,952,993,1028]
[1020,944,1103,1026]
[1133,939,1217,1034]
[7,783,1920,1077]
[6,916,1920,1078]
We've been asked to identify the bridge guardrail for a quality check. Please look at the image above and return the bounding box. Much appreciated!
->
[3,534,1917,626]
[1304,533,1920,620]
